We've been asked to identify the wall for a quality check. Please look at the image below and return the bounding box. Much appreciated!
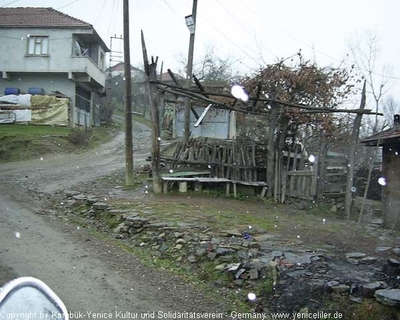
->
[0,73,74,97]
[175,106,234,140]
[0,28,106,86]
[382,142,400,230]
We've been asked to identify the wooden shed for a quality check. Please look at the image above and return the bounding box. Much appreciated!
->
[361,115,400,230]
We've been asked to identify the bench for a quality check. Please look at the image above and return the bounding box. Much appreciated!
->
[161,177,232,195]
[231,181,268,198]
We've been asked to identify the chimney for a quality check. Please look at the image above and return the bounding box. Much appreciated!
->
[395,114,400,129]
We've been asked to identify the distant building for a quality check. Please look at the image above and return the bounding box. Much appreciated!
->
[0,7,110,127]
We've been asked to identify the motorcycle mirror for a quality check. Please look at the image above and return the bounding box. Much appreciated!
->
[0,277,69,320]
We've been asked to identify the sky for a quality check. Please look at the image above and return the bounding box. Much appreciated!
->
[2,0,400,110]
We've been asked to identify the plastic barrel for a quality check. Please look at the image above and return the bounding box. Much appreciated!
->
[4,87,20,95]
[28,87,44,95]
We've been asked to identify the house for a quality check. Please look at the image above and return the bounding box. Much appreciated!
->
[0,7,110,127]
[361,114,400,230]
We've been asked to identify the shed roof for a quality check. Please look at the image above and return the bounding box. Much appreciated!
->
[361,127,400,146]
[0,7,91,28]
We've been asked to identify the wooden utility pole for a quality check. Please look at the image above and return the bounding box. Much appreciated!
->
[266,98,278,198]
[182,0,198,145]
[345,81,366,219]
[141,31,162,193]
[123,0,134,186]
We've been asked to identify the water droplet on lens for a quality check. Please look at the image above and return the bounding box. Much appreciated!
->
[378,177,387,186]
[247,292,257,301]
[15,232,21,239]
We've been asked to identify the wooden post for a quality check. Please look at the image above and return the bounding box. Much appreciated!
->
[141,31,162,193]
[266,99,278,198]
[123,0,134,186]
[316,141,328,202]
[345,81,366,219]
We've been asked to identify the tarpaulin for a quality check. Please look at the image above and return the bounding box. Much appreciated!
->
[30,95,69,126]
[0,94,31,107]
[14,109,32,122]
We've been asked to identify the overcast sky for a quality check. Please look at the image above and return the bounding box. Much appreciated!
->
[2,0,400,109]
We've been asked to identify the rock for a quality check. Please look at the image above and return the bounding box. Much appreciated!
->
[187,255,197,263]
[92,202,108,210]
[216,247,235,256]
[130,227,143,234]
[109,209,133,216]
[383,259,400,276]
[176,238,187,245]
[325,280,340,292]
[207,252,217,261]
[362,282,384,298]
[214,264,226,271]
[114,223,125,234]
[393,248,400,255]
[144,222,171,229]
[223,229,242,237]
[235,279,244,287]
[126,217,148,226]
[388,258,400,266]
[345,252,366,259]
[175,244,183,250]
[64,200,77,208]
[270,250,283,259]
[330,205,338,213]
[248,268,259,280]
[375,289,400,307]
[254,234,276,242]
[158,232,166,238]
[87,197,98,205]
[283,252,312,265]
[360,256,378,264]
[375,246,392,252]
[173,232,183,238]
[211,238,221,245]
[196,248,207,257]
[72,194,87,201]
[331,285,350,294]
[159,244,168,253]
[65,190,81,197]
[286,270,308,278]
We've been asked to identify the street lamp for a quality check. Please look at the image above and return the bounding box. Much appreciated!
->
[185,14,195,34]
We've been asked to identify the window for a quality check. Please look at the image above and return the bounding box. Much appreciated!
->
[76,86,91,113]
[99,52,105,70]
[27,36,49,55]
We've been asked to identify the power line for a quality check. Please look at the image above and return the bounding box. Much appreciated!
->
[1,0,18,7]
[57,0,80,10]
[237,0,400,81]
[175,0,261,71]
[215,0,278,60]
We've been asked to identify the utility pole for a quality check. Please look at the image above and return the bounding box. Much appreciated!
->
[123,0,134,186]
[182,0,197,145]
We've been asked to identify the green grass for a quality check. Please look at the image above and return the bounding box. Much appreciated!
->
[0,124,114,162]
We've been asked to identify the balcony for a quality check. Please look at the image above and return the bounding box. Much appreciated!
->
[69,56,106,89]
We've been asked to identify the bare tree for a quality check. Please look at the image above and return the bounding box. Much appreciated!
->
[383,95,400,125]
[348,30,392,133]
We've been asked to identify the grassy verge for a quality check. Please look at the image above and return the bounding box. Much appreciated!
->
[0,124,115,163]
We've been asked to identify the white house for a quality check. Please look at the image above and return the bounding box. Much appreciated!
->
[0,7,110,127]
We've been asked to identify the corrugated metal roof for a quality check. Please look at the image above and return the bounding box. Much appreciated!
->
[0,7,91,28]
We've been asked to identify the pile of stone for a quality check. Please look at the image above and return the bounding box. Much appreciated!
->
[60,191,400,315]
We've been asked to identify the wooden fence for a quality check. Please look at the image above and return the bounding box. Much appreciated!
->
[162,137,348,201]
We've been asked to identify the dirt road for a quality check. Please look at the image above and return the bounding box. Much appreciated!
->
[0,122,227,318]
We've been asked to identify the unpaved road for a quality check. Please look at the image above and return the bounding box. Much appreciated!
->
[0,123,227,318]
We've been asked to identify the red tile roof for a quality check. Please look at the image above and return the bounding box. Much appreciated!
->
[0,7,91,28]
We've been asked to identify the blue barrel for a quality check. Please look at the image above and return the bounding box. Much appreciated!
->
[28,87,44,95]
[4,87,20,95]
